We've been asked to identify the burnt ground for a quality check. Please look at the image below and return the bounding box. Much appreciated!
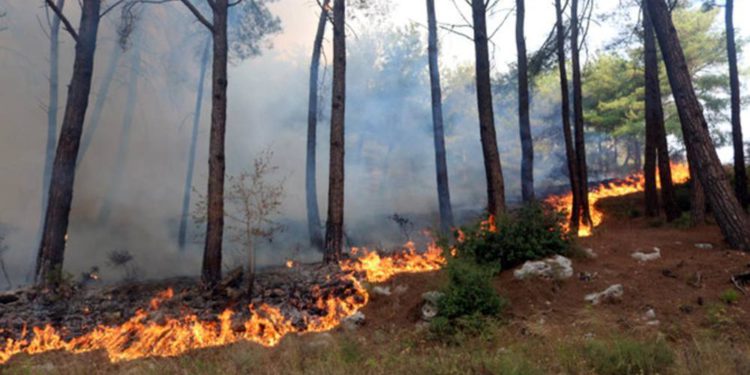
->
[2,191,750,373]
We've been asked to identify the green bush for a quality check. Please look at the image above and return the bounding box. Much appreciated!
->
[455,203,571,269]
[583,338,674,375]
[720,288,740,304]
[430,258,506,340]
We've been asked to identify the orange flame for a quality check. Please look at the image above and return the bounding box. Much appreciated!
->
[285,260,294,268]
[546,163,691,236]
[1,242,446,364]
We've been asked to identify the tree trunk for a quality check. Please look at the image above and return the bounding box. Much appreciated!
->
[471,0,505,218]
[324,0,346,263]
[306,1,328,250]
[643,3,679,221]
[98,38,141,223]
[178,37,211,251]
[726,0,748,208]
[36,0,65,277]
[688,159,706,225]
[555,0,580,232]
[77,42,123,166]
[571,0,591,227]
[516,0,534,202]
[203,0,229,285]
[427,0,454,233]
[646,0,750,250]
[36,0,101,286]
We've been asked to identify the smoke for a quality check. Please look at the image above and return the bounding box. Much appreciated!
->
[0,0,568,286]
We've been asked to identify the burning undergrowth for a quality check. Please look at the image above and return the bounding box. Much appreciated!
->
[0,242,447,365]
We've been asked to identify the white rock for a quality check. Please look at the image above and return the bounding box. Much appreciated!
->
[694,243,713,250]
[394,284,409,295]
[631,247,661,262]
[644,308,656,320]
[372,286,391,296]
[585,284,624,305]
[421,302,439,321]
[513,255,573,280]
[582,248,598,259]
[342,311,365,330]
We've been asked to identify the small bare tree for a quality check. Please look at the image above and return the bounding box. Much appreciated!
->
[0,232,11,290]
[194,149,285,294]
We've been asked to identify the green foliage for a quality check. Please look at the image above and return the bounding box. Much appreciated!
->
[455,203,571,269]
[582,338,674,375]
[720,288,740,305]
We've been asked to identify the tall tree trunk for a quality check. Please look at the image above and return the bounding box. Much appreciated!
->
[36,0,65,277]
[324,0,346,263]
[178,37,211,251]
[36,0,101,286]
[77,42,123,166]
[571,0,591,227]
[426,0,454,233]
[646,0,750,250]
[516,0,534,202]
[643,3,679,221]
[688,158,706,225]
[555,0,580,232]
[726,0,748,208]
[306,1,328,250]
[98,39,141,223]
[202,0,229,285]
[471,0,505,218]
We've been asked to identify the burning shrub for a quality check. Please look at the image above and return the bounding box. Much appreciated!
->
[430,258,506,340]
[455,203,571,270]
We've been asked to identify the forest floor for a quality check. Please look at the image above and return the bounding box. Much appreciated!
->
[4,192,750,374]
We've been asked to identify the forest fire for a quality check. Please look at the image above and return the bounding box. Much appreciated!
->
[0,244,448,365]
[546,163,691,236]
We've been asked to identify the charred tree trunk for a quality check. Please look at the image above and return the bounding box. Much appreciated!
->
[178,37,211,251]
[77,42,123,166]
[36,0,65,277]
[555,0,580,232]
[726,0,748,208]
[646,0,750,250]
[643,3,679,221]
[36,0,101,286]
[202,0,229,285]
[324,0,346,263]
[306,1,328,250]
[471,0,505,218]
[426,0,454,233]
[516,0,534,202]
[571,0,591,227]
[98,38,141,223]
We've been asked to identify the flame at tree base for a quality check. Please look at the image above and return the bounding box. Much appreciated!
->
[0,242,447,365]
[546,163,691,237]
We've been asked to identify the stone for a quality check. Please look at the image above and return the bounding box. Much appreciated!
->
[342,311,365,330]
[372,286,391,296]
[513,255,573,280]
[643,308,656,320]
[582,248,598,259]
[631,247,661,262]
[694,243,713,250]
[421,291,444,305]
[585,284,624,305]
[393,285,409,295]
[421,302,439,321]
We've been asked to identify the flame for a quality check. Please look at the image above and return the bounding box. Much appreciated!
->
[339,241,447,283]
[285,260,294,268]
[0,242,444,364]
[546,163,690,236]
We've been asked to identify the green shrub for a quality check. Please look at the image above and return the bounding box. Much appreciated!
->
[583,338,674,375]
[455,203,571,269]
[720,288,740,304]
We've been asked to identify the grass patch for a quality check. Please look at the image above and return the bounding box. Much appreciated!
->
[581,337,674,375]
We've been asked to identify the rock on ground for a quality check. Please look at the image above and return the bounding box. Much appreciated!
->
[513,255,573,281]
[585,284,624,305]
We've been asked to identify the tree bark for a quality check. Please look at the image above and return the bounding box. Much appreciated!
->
[555,0,580,232]
[203,0,229,285]
[688,158,706,225]
[306,1,328,250]
[646,0,750,250]
[179,37,211,251]
[98,38,141,223]
[471,0,505,218]
[36,0,101,286]
[571,0,591,227]
[77,42,123,166]
[324,0,346,263]
[427,0,454,233]
[726,0,748,208]
[643,3,679,221]
[36,0,65,277]
[516,0,534,202]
